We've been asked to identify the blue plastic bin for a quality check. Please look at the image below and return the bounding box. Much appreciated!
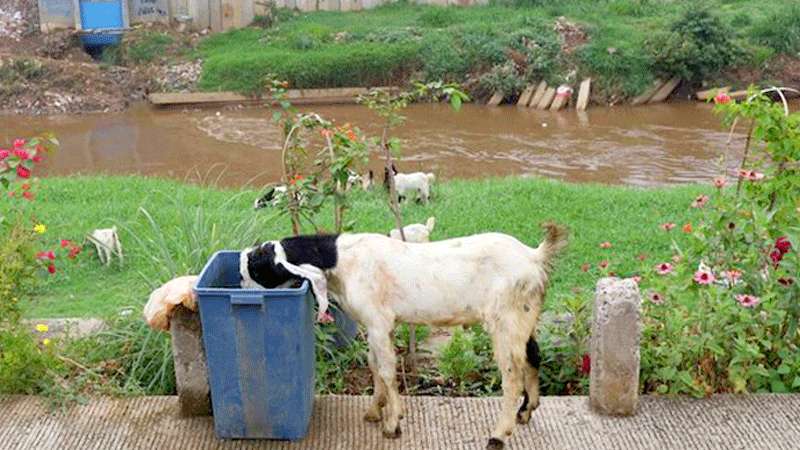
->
[195,251,315,440]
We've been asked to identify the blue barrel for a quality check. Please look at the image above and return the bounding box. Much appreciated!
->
[78,0,124,47]
[195,251,315,440]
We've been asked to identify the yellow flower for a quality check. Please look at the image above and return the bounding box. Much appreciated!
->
[43,338,51,346]
[33,223,47,234]
[35,323,49,333]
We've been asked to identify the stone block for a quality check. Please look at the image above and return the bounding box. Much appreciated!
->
[589,277,641,416]
[170,305,211,417]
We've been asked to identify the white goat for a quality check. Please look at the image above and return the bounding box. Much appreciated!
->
[240,224,567,449]
[389,217,436,243]
[87,226,123,266]
[394,172,435,204]
[346,170,374,191]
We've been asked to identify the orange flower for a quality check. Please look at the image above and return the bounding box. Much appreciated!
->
[682,223,693,233]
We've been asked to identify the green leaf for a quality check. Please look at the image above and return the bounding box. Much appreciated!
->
[792,376,800,388]
[777,364,791,375]
[770,380,788,393]
[450,94,462,111]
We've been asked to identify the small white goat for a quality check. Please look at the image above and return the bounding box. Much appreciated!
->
[394,172,435,204]
[240,223,567,449]
[389,217,436,243]
[346,170,374,191]
[87,226,123,266]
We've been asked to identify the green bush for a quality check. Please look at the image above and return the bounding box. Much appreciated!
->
[417,7,456,28]
[126,32,175,64]
[419,32,470,81]
[751,6,800,55]
[0,328,62,395]
[0,224,37,327]
[646,6,742,82]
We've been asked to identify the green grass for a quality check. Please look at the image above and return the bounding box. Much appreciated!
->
[21,175,705,318]
[197,1,794,98]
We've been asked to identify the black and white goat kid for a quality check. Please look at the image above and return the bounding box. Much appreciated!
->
[240,225,568,449]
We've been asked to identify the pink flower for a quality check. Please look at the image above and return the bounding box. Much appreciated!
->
[694,269,716,285]
[714,92,731,105]
[713,176,727,189]
[655,262,673,275]
[738,169,765,181]
[649,291,665,304]
[61,239,71,248]
[637,253,648,261]
[13,138,25,148]
[735,294,760,308]
[32,155,44,163]
[580,353,591,375]
[0,149,8,160]
[691,194,710,208]
[724,269,742,284]
[22,191,34,201]
[16,165,30,178]
[47,264,56,274]
[68,246,81,259]
[630,275,641,284]
[660,222,676,231]
[36,251,56,261]
[598,260,609,270]
[599,241,612,249]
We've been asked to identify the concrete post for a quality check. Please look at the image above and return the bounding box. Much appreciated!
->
[589,277,641,416]
[170,305,211,417]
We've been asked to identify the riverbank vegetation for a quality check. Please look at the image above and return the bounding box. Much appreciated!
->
[199,1,800,101]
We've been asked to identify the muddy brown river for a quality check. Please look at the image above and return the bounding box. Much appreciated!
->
[2,101,750,187]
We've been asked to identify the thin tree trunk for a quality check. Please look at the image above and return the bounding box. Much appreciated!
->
[735,120,755,198]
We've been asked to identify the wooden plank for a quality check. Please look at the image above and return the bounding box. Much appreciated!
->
[576,78,591,111]
[648,77,681,103]
[536,87,556,110]
[517,84,536,107]
[696,86,731,101]
[487,91,504,107]
[149,92,250,105]
[727,90,749,100]
[631,79,663,105]
[528,81,548,108]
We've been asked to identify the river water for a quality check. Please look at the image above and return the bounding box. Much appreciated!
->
[2,101,748,187]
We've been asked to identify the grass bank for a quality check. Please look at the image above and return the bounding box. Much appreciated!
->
[198,1,799,100]
[25,175,703,318]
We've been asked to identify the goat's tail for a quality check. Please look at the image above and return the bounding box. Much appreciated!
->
[538,222,568,272]
[425,216,436,233]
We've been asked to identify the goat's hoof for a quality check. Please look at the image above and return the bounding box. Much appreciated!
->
[382,425,401,439]
[363,410,381,423]
[516,410,532,425]
[486,438,504,450]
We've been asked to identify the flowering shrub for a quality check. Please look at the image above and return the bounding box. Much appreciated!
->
[637,90,799,395]
[1,135,80,326]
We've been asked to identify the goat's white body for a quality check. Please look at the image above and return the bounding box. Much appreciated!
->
[394,172,435,203]
[88,226,123,266]
[388,217,435,243]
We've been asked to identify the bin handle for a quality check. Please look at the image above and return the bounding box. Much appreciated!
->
[230,295,262,306]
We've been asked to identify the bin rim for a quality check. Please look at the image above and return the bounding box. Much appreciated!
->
[194,250,311,297]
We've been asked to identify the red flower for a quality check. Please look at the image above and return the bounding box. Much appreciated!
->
[0,149,8,160]
[775,237,791,255]
[47,264,56,274]
[637,253,648,261]
[16,165,30,178]
[21,183,30,191]
[32,155,44,163]
[61,239,71,248]
[778,277,794,287]
[68,246,81,259]
[13,148,29,160]
[713,176,727,189]
[714,92,731,104]
[660,222,676,232]
[38,251,56,261]
[13,138,25,148]
[7,191,15,198]
[22,191,34,201]
[770,249,783,265]
[346,130,357,141]
[318,311,335,324]
[580,353,591,375]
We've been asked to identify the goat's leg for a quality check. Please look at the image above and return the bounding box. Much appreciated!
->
[517,337,541,425]
[368,329,402,438]
[487,328,528,449]
[364,347,387,423]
